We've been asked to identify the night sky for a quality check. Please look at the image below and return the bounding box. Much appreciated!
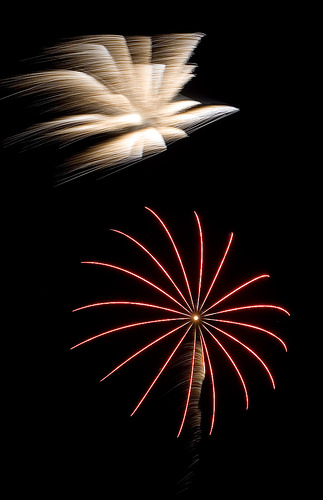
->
[3,3,313,499]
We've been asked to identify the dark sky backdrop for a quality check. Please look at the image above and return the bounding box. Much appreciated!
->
[3,3,314,499]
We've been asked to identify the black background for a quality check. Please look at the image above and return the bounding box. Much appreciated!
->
[2,3,315,499]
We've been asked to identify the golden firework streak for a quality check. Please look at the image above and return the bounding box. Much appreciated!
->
[3,33,238,182]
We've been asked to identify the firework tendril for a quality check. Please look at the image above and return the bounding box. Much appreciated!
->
[72,207,289,437]
[3,33,237,183]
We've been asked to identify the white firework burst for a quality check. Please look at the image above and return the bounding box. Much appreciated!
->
[4,33,238,182]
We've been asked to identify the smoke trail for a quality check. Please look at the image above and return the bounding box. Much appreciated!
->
[176,328,205,495]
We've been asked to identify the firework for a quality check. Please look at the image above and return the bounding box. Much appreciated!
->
[3,33,238,182]
[72,207,289,437]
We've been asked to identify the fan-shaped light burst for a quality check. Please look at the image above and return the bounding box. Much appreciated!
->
[72,208,289,437]
[4,33,238,183]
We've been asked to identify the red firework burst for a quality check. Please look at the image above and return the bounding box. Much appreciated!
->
[71,207,289,437]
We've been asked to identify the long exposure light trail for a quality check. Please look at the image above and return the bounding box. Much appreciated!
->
[100,323,190,382]
[72,207,289,436]
[177,327,197,438]
[4,33,238,183]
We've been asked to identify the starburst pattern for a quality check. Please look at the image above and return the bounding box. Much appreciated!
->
[4,33,237,183]
[72,208,289,437]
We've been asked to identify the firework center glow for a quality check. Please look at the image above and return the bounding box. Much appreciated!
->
[192,314,200,322]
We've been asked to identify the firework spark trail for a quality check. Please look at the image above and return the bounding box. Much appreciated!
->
[72,301,184,315]
[72,207,289,438]
[177,327,197,438]
[202,274,271,313]
[202,323,250,409]
[130,325,192,417]
[200,232,234,310]
[145,206,195,308]
[110,228,191,309]
[79,260,190,311]
[71,317,186,350]
[199,329,216,434]
[2,33,238,182]
[194,211,203,310]
[213,304,290,315]
[175,329,206,495]
[203,321,276,388]
[100,323,190,382]
[206,318,288,351]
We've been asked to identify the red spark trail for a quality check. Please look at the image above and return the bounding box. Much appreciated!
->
[202,274,270,314]
[203,324,249,409]
[71,208,288,435]
[200,232,233,309]
[194,211,203,310]
[72,301,184,315]
[145,207,194,308]
[204,321,276,389]
[81,261,189,311]
[199,329,216,435]
[212,304,290,316]
[200,333,206,375]
[207,318,287,351]
[100,323,189,382]
[110,229,191,310]
[71,317,185,350]
[177,327,197,437]
[130,325,192,417]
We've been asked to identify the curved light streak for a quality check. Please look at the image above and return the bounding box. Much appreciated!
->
[177,326,197,437]
[72,207,289,436]
[4,33,238,182]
